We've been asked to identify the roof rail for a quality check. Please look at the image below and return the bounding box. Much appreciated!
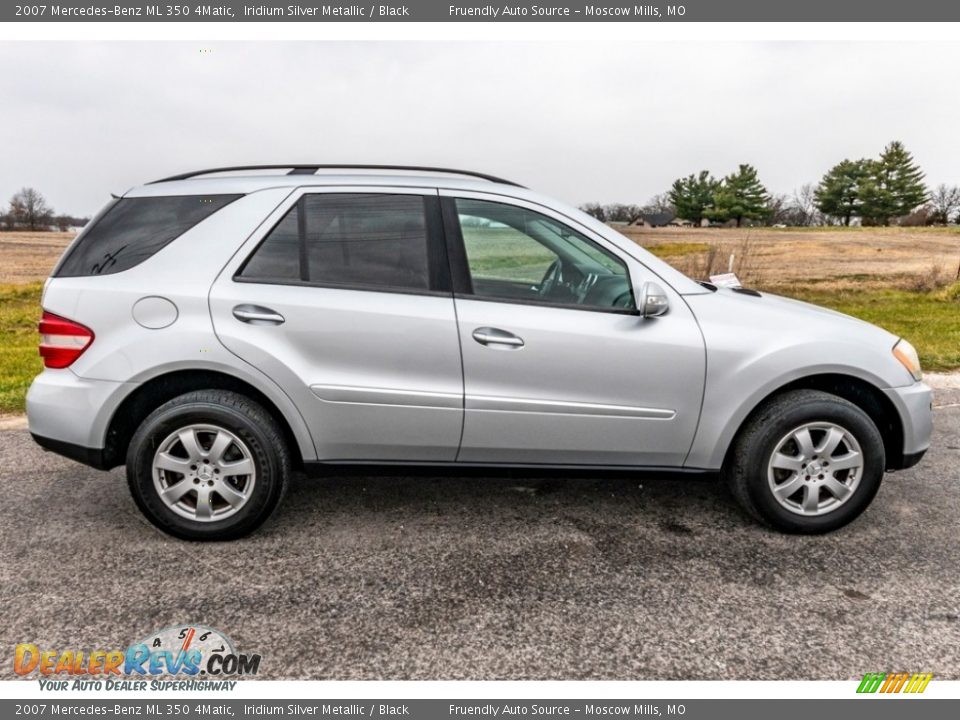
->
[148,165,524,187]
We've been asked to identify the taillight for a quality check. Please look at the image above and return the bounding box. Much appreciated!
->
[38,311,94,369]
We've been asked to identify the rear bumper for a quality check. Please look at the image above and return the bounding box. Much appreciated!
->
[884,381,933,470]
[26,369,134,466]
[31,433,110,470]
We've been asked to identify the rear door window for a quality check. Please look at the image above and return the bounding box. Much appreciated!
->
[238,193,433,292]
[54,195,241,277]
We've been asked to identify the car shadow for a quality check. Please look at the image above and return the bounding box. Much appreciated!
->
[272,469,748,537]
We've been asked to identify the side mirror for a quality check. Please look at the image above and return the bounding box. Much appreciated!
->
[638,281,669,318]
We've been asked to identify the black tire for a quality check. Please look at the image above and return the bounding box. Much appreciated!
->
[126,390,290,541]
[726,389,885,534]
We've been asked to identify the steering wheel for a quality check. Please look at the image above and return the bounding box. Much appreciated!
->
[612,290,635,309]
[539,259,563,298]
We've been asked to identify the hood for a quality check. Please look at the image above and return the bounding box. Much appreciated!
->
[693,285,900,349]
[682,284,914,391]
[735,287,874,322]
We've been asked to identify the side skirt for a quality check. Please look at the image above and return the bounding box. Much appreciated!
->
[302,460,719,480]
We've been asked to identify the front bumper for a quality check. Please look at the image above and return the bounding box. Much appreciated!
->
[884,381,933,470]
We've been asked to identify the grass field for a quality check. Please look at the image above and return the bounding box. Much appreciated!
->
[0,226,958,414]
[0,282,44,414]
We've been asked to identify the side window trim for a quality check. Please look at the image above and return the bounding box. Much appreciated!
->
[233,189,451,296]
[440,195,638,315]
[296,195,309,282]
[425,194,453,294]
[453,292,642,316]
[439,196,473,295]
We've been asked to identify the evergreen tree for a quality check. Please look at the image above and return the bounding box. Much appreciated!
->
[857,141,928,225]
[814,158,869,226]
[708,164,771,227]
[668,170,719,226]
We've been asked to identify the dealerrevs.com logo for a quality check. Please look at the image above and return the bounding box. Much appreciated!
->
[15,625,261,691]
[857,672,933,694]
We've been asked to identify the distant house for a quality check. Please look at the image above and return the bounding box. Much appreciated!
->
[631,211,676,228]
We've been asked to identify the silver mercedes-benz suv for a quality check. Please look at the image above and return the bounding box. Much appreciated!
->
[27,165,932,540]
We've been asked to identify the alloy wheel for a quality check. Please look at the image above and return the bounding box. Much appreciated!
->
[152,424,256,523]
[766,422,864,517]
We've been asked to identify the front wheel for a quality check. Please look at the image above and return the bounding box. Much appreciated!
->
[126,390,290,541]
[726,389,885,534]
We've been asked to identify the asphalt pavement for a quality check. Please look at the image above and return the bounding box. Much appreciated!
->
[1,387,958,680]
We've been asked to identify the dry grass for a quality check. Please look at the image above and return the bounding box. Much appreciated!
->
[621,225,960,291]
[0,231,73,284]
[668,236,764,285]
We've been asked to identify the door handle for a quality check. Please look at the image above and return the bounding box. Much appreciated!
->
[232,304,285,325]
[472,327,524,348]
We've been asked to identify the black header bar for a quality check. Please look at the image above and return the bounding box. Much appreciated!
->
[3,1,958,23]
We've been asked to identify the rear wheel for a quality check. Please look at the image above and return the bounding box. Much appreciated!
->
[726,389,885,534]
[126,390,289,541]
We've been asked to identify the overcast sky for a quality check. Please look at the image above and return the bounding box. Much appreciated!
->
[1,41,958,217]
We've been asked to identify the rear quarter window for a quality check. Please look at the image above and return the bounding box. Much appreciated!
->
[54,194,242,277]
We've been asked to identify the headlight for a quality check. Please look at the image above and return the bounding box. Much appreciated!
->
[893,339,922,381]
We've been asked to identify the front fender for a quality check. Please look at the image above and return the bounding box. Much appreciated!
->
[683,291,910,469]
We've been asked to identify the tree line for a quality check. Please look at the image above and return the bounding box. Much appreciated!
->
[581,141,960,228]
[1,188,89,232]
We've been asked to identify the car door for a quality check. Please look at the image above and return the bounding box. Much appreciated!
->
[209,187,464,462]
[442,191,706,467]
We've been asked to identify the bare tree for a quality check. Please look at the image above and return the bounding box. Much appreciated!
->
[900,204,935,227]
[8,187,54,231]
[581,197,673,225]
[928,184,960,225]
[764,184,826,226]
[579,202,607,222]
[642,192,675,215]
[605,203,645,224]
[765,194,789,225]
[791,183,822,226]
